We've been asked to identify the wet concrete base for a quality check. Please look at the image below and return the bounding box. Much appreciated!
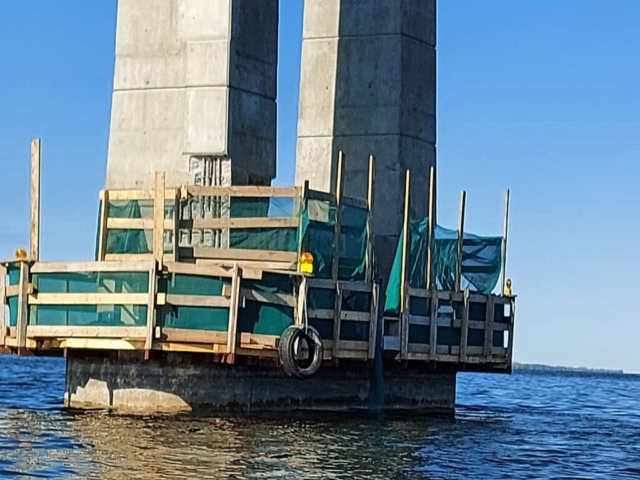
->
[64,352,456,415]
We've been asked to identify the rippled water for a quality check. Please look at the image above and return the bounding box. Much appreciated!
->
[1,357,639,479]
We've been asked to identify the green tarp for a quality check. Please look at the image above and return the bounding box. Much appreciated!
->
[385,219,503,315]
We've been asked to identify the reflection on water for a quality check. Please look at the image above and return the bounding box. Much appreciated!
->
[1,357,640,479]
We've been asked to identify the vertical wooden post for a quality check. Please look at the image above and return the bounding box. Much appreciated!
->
[455,191,467,292]
[153,172,166,265]
[507,298,516,367]
[365,155,376,283]
[0,264,6,346]
[331,151,345,281]
[428,290,439,361]
[97,190,110,261]
[144,266,157,353]
[298,180,310,258]
[16,261,30,353]
[399,170,411,361]
[332,283,343,359]
[426,166,436,289]
[172,189,181,262]
[295,275,308,326]
[500,189,511,295]
[226,264,242,363]
[459,289,470,363]
[30,139,41,262]
[368,283,380,360]
[484,296,495,361]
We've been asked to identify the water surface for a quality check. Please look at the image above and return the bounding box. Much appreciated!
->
[0,357,638,479]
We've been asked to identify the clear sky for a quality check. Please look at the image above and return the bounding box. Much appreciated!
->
[1,1,639,372]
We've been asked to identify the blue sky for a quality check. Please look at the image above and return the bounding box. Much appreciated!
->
[1,1,639,372]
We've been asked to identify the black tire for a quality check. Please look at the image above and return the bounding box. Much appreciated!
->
[278,325,324,379]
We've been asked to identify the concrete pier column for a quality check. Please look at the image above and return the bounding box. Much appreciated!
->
[296,0,437,276]
[106,0,279,189]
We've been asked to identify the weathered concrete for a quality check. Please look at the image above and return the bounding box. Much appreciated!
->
[296,0,437,277]
[106,0,279,189]
[65,352,456,415]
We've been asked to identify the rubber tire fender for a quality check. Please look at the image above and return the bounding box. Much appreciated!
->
[278,325,324,379]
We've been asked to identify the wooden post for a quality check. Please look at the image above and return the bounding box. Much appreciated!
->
[0,264,6,346]
[331,151,345,281]
[506,298,516,367]
[30,139,41,262]
[428,289,438,361]
[459,289,470,363]
[298,180,310,258]
[97,190,110,261]
[500,189,511,295]
[153,172,166,265]
[16,261,30,353]
[365,154,376,283]
[399,170,411,360]
[426,166,436,289]
[144,266,157,353]
[295,275,308,326]
[455,191,467,292]
[172,189,181,262]
[368,283,379,360]
[484,296,495,361]
[332,283,343,359]
[226,265,242,363]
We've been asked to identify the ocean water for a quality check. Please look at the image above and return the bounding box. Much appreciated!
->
[0,357,638,479]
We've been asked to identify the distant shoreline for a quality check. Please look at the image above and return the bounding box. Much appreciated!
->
[513,363,624,375]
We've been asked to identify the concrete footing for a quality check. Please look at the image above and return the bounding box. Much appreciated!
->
[64,353,456,415]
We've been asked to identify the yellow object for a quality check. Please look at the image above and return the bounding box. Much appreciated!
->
[300,252,314,274]
[505,279,512,297]
[15,248,28,260]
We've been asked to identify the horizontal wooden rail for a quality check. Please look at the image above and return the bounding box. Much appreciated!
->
[308,278,372,293]
[27,326,146,339]
[29,293,148,306]
[161,294,231,309]
[181,247,298,265]
[241,289,296,308]
[308,309,371,322]
[185,186,302,198]
[106,218,174,230]
[104,188,177,201]
[31,261,154,274]
[180,217,299,230]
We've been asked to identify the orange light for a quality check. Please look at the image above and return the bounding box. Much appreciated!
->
[300,252,314,274]
[15,248,28,260]
[505,279,513,297]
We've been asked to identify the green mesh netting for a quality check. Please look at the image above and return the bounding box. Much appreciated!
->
[385,219,503,314]
[30,271,150,327]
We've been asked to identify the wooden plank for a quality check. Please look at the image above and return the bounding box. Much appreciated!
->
[336,340,369,351]
[158,342,228,354]
[383,335,400,351]
[469,293,488,303]
[172,190,181,262]
[106,218,174,230]
[164,262,233,278]
[180,217,299,230]
[426,166,436,289]
[306,190,335,203]
[406,287,432,299]
[29,293,148,306]
[106,188,176,201]
[501,189,511,295]
[181,247,298,265]
[27,326,146,339]
[165,294,230,308]
[186,185,302,198]
[341,196,368,209]
[428,290,438,361]
[161,328,227,344]
[332,283,343,358]
[484,295,495,360]
[240,333,279,349]
[195,259,294,273]
[308,278,372,293]
[60,338,143,351]
[5,284,34,298]
[226,265,241,362]
[16,262,29,350]
[97,190,110,261]
[145,265,158,351]
[241,289,296,308]
[331,151,345,282]
[460,289,470,363]
[408,315,430,326]
[153,172,166,264]
[308,309,334,320]
[365,154,376,284]
[340,311,370,322]
[30,139,41,262]
[400,308,410,361]
[0,264,6,345]
[31,261,153,274]
[507,298,516,366]
[368,283,379,360]
[104,254,154,262]
[455,191,467,292]
[400,170,411,312]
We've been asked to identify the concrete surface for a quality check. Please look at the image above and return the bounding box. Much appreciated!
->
[296,0,437,278]
[65,352,456,414]
[106,0,278,189]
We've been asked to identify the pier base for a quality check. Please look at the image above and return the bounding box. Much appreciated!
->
[64,352,456,415]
